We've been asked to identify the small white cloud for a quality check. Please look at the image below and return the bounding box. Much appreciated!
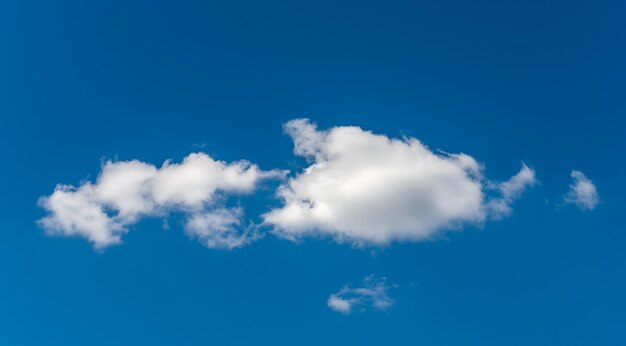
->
[264,119,536,246]
[185,207,259,249]
[38,153,286,249]
[327,295,354,314]
[38,184,125,247]
[327,275,395,314]
[564,170,599,211]
[485,164,537,219]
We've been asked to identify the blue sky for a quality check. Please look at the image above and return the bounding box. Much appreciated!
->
[1,0,625,345]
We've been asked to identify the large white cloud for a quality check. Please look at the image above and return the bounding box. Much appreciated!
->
[264,119,536,246]
[38,153,285,249]
[327,275,395,314]
[564,170,599,211]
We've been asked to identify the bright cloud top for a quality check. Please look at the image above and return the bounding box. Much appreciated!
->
[327,275,395,314]
[38,153,285,249]
[564,170,599,211]
[264,119,536,246]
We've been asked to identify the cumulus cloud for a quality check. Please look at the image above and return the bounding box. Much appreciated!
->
[564,170,599,210]
[38,153,285,249]
[264,119,536,246]
[327,275,395,314]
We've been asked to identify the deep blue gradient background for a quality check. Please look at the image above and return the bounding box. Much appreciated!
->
[1,1,625,344]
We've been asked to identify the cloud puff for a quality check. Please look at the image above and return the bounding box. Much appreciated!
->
[264,119,536,246]
[38,153,285,249]
[327,275,395,314]
[485,164,536,219]
[564,170,599,211]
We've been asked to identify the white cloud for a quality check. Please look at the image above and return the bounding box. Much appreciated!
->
[485,164,536,219]
[564,170,599,210]
[327,275,395,314]
[38,184,125,247]
[185,207,259,250]
[38,153,285,249]
[264,119,536,246]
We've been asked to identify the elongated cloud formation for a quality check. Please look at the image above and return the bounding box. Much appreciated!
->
[38,119,539,250]
[38,153,286,248]
[264,119,536,246]
[564,170,599,210]
[327,275,395,314]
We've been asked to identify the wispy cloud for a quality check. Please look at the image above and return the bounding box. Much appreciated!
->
[485,163,537,219]
[564,170,599,211]
[327,275,396,314]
